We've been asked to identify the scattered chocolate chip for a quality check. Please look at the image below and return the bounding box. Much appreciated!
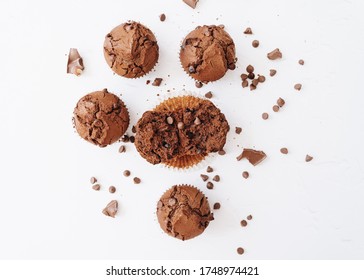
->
[252,79,259,86]
[248,72,255,80]
[262,112,269,120]
[146,80,151,85]
[177,122,184,129]
[109,186,116,193]
[213,202,221,210]
[194,117,201,125]
[240,220,248,227]
[277,97,285,107]
[90,177,97,184]
[246,65,254,73]
[213,175,220,182]
[166,116,174,125]
[207,166,213,173]
[252,40,259,48]
[218,149,226,155]
[294,83,302,91]
[242,171,249,179]
[92,184,101,191]
[235,127,242,134]
[121,135,130,143]
[188,65,196,73]
[152,78,163,86]
[123,170,131,177]
[67,48,84,76]
[273,105,280,112]
[206,182,214,189]
[200,174,209,182]
[299,59,304,65]
[205,91,213,99]
[131,126,136,133]
[129,136,134,143]
[250,84,256,91]
[241,73,248,80]
[247,215,253,220]
[118,145,126,153]
[267,48,282,60]
[237,247,245,255]
[280,148,288,154]
[133,177,141,184]
[228,63,236,70]
[102,200,118,218]
[195,81,203,88]
[243,27,253,34]
[270,69,277,77]
[305,155,313,162]
[237,149,267,166]
[183,0,198,9]
[242,80,249,88]
[159,14,166,22]
[258,75,266,83]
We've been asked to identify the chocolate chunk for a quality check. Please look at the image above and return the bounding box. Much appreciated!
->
[90,177,97,184]
[159,14,166,22]
[250,84,256,91]
[246,65,254,73]
[206,182,214,189]
[252,40,259,48]
[273,105,280,112]
[248,72,255,80]
[280,148,288,154]
[133,177,141,184]
[258,75,266,83]
[267,48,282,60]
[240,220,247,227]
[242,80,249,88]
[237,247,245,255]
[183,0,198,9]
[92,184,101,191]
[294,83,302,91]
[305,155,313,162]
[166,116,174,125]
[121,135,130,143]
[247,215,253,220]
[242,171,249,179]
[177,122,184,129]
[213,175,220,182]
[118,145,126,153]
[277,97,285,107]
[200,174,209,182]
[237,148,267,166]
[244,27,253,34]
[109,186,116,193]
[123,170,131,177]
[270,69,277,77]
[218,149,226,155]
[102,200,118,218]
[67,48,84,76]
[195,81,203,88]
[152,78,163,86]
[241,73,248,80]
[235,127,242,134]
[129,136,135,143]
[299,59,304,65]
[206,166,213,173]
[204,91,213,99]
[262,112,269,120]
[213,202,221,210]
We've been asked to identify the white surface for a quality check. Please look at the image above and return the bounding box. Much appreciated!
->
[0,0,363,260]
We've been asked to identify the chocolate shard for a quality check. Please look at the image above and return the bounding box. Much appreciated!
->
[152,78,163,86]
[267,48,282,60]
[67,48,84,76]
[102,200,118,218]
[237,148,267,166]
[183,0,198,9]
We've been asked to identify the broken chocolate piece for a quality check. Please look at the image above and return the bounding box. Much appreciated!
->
[237,148,267,166]
[67,48,84,76]
[267,48,282,60]
[152,78,163,86]
[102,200,118,218]
[183,0,198,9]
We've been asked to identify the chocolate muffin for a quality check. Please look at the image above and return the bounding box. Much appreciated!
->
[73,89,129,147]
[157,185,214,240]
[134,96,229,167]
[180,25,236,83]
[103,21,159,78]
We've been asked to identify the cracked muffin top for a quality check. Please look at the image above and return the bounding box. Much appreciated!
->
[73,89,129,147]
[157,185,214,241]
[179,25,237,83]
[103,21,159,78]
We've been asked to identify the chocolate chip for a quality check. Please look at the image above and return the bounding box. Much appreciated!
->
[305,155,313,162]
[177,122,184,129]
[270,69,277,77]
[90,177,97,184]
[200,174,209,182]
[118,145,126,153]
[133,177,141,184]
[277,97,285,107]
[183,0,198,9]
[188,65,196,73]
[102,200,118,218]
[67,48,84,76]
[206,182,214,189]
[252,79,259,86]
[240,220,247,227]
[131,126,136,133]
[146,80,150,85]
[273,105,280,112]
[168,198,177,206]
[248,72,255,80]
[205,91,213,99]
[241,73,248,80]
[244,27,253,34]
[166,116,174,125]
[237,148,267,166]
[207,166,213,173]
[152,78,163,86]
[262,112,269,120]
[250,84,256,91]
[258,75,266,83]
[242,171,249,179]
[121,135,130,143]
[92,184,100,191]
[109,186,116,193]
[242,80,249,88]
[213,175,220,182]
[299,59,304,65]
[123,170,130,177]
[213,202,221,210]
[159,14,166,22]
[218,149,226,155]
[237,247,245,255]
[252,40,259,48]
[195,81,203,88]
[129,136,135,143]
[228,63,236,70]
[267,48,282,60]
[235,127,242,134]
[247,215,253,220]
[280,148,288,154]
[246,65,254,73]
[294,83,302,91]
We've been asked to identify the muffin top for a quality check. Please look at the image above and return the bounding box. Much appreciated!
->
[73,89,129,147]
[180,25,236,83]
[157,185,214,240]
[103,21,159,78]
[134,97,229,164]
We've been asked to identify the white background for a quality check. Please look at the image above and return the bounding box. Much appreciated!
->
[0,0,363,260]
